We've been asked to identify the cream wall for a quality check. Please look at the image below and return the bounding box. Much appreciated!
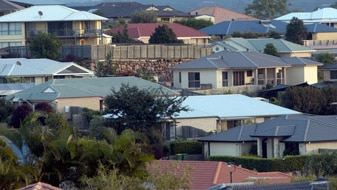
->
[56,97,102,113]
[286,66,305,85]
[174,69,217,89]
[175,117,218,137]
[203,142,253,157]
[280,52,313,58]
[304,141,337,154]
[303,65,319,84]
[312,32,337,40]
[0,23,25,46]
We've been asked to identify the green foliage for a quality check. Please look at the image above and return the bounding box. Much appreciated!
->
[245,0,288,19]
[315,52,336,65]
[135,69,156,82]
[232,31,267,38]
[10,104,33,128]
[109,24,136,43]
[168,140,202,155]
[29,32,62,60]
[0,99,14,123]
[130,10,157,23]
[285,17,308,45]
[174,18,213,30]
[264,43,279,56]
[95,51,116,77]
[267,30,281,39]
[149,25,183,44]
[281,86,337,115]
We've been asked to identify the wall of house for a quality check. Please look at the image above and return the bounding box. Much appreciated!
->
[0,23,25,48]
[175,117,218,137]
[285,66,305,85]
[203,142,253,157]
[303,65,319,84]
[174,69,217,89]
[312,32,337,40]
[304,141,337,154]
[195,15,215,23]
[280,52,313,58]
[56,96,102,113]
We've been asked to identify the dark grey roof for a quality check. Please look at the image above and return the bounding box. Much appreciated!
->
[171,51,290,70]
[228,181,318,190]
[199,114,337,143]
[319,63,337,70]
[198,125,256,142]
[280,57,323,66]
[311,81,337,88]
[0,0,23,12]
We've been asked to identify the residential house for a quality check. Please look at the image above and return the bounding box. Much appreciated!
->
[198,114,337,158]
[147,160,291,190]
[0,0,23,16]
[319,63,337,82]
[5,76,179,114]
[72,2,191,25]
[168,94,300,140]
[106,23,210,45]
[189,6,258,24]
[9,0,66,7]
[211,37,315,58]
[0,5,108,48]
[170,51,322,93]
[0,58,94,85]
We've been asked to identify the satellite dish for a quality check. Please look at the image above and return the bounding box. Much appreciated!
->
[38,11,43,16]
[16,61,21,66]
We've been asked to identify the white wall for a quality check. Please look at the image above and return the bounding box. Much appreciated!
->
[305,141,337,154]
[286,66,305,85]
[173,69,218,89]
[176,117,218,137]
[303,65,319,84]
[203,142,253,157]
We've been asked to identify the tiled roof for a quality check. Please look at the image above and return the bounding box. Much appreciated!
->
[0,5,107,22]
[6,76,180,102]
[106,23,209,39]
[147,160,291,190]
[174,94,300,120]
[200,114,337,143]
[189,6,258,24]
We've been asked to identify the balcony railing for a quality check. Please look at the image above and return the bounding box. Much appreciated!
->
[26,29,102,38]
[303,39,337,49]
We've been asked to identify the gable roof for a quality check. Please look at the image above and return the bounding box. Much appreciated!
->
[106,23,209,39]
[0,5,107,22]
[199,114,337,143]
[275,7,337,23]
[72,2,189,19]
[17,182,62,190]
[189,6,258,24]
[174,94,300,120]
[147,160,291,190]
[170,51,291,70]
[6,76,179,102]
[0,58,94,77]
[220,37,315,53]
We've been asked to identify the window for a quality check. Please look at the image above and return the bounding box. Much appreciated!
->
[247,70,253,77]
[188,72,200,88]
[331,71,337,79]
[179,72,181,83]
[48,21,72,36]
[222,71,228,86]
[0,42,22,48]
[0,23,22,35]
[233,71,244,86]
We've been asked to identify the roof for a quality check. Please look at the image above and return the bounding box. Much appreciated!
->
[199,19,337,36]
[106,23,209,39]
[189,6,258,24]
[220,37,315,53]
[9,0,65,6]
[280,57,323,66]
[0,83,35,96]
[319,63,337,70]
[0,5,107,22]
[170,51,291,70]
[147,160,291,190]
[5,76,180,102]
[72,2,190,19]
[17,182,62,190]
[0,58,94,77]
[275,7,337,23]
[174,94,300,120]
[0,0,24,12]
[199,114,337,143]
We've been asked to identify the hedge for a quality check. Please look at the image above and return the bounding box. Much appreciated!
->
[168,140,202,155]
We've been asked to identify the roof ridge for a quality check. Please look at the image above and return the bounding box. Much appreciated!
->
[213,162,222,184]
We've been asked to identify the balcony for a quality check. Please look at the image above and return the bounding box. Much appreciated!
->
[26,29,102,39]
[303,39,337,50]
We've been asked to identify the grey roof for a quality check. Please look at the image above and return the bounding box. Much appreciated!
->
[6,76,180,102]
[319,63,337,70]
[0,0,24,12]
[0,83,35,96]
[275,7,337,23]
[0,58,94,77]
[280,57,323,66]
[199,114,337,143]
[72,2,189,19]
[217,37,315,53]
[9,0,65,6]
[171,51,291,70]
[198,125,256,142]
[175,94,300,120]
[0,5,107,22]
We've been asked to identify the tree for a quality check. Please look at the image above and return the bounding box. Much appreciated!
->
[149,25,183,44]
[267,30,281,39]
[130,10,157,23]
[0,99,14,122]
[109,24,136,43]
[285,17,308,45]
[245,0,289,19]
[174,18,213,30]
[10,104,33,128]
[29,32,62,60]
[315,52,336,65]
[264,43,279,56]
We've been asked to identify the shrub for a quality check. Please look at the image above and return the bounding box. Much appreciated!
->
[169,140,202,155]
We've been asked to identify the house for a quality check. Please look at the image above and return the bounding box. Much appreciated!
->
[9,0,66,7]
[0,58,94,85]
[147,160,292,190]
[198,114,337,158]
[0,5,108,48]
[211,37,315,58]
[168,94,300,140]
[106,23,210,45]
[0,0,23,16]
[72,2,191,25]
[5,76,179,114]
[189,6,258,24]
[170,51,322,93]
[319,63,337,82]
